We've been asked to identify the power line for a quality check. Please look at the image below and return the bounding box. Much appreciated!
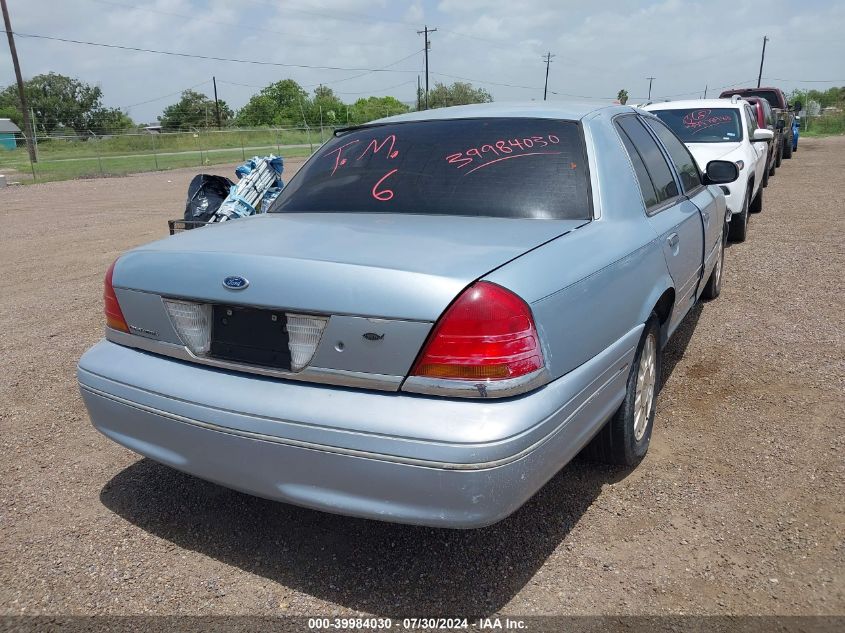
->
[432,71,536,91]
[122,80,211,109]
[215,50,423,93]
[335,79,416,96]
[301,49,424,89]
[216,79,264,90]
[7,30,422,74]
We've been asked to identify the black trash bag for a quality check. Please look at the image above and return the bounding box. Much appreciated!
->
[184,174,235,222]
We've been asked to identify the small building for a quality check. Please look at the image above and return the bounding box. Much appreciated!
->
[0,118,21,150]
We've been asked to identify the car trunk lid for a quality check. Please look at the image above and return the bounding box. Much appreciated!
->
[114,212,586,322]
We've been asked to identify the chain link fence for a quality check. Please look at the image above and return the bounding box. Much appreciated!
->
[0,126,339,184]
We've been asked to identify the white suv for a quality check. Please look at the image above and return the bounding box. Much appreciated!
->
[643,98,773,242]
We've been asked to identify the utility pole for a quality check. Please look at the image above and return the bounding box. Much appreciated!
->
[1,0,36,163]
[703,84,708,99]
[30,106,37,159]
[542,52,555,101]
[646,77,655,101]
[757,35,769,88]
[417,25,436,109]
[417,75,421,111]
[212,76,221,129]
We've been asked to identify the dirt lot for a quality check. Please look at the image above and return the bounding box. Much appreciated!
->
[0,140,843,619]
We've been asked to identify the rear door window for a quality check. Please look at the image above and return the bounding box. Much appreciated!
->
[270,118,592,220]
[642,116,702,193]
[616,116,679,207]
[737,90,780,109]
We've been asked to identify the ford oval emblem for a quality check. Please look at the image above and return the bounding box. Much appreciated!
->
[223,275,249,290]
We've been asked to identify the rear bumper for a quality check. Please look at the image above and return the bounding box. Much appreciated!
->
[78,327,639,528]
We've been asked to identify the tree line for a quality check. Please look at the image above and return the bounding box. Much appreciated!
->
[788,86,845,113]
[0,72,492,136]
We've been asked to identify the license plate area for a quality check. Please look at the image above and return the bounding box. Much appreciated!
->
[210,305,291,370]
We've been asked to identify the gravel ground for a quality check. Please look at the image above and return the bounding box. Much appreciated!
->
[0,140,842,619]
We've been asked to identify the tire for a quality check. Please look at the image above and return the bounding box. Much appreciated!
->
[776,138,783,167]
[783,138,793,159]
[762,163,770,188]
[749,186,763,214]
[588,315,661,466]
[768,161,776,177]
[700,227,725,301]
[728,187,750,242]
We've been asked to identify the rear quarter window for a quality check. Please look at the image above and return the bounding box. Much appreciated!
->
[270,118,592,220]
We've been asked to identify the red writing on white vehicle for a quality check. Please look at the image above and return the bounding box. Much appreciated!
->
[683,109,732,134]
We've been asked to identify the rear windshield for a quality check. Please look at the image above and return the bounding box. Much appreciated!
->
[734,90,780,109]
[269,118,591,220]
[650,108,742,143]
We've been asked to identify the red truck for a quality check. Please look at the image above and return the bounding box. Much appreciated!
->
[719,87,796,161]
[745,96,780,183]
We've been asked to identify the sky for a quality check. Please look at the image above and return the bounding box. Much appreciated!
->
[1,0,844,124]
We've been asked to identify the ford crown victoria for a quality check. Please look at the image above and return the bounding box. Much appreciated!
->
[78,102,738,528]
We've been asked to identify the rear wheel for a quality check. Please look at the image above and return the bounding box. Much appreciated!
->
[783,136,793,159]
[700,228,725,301]
[728,188,750,242]
[762,163,770,188]
[776,138,783,167]
[768,161,776,177]
[588,316,661,466]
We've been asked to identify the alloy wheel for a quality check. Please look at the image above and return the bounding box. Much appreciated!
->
[633,333,657,442]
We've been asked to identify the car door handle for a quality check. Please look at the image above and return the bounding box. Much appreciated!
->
[702,210,710,226]
[667,233,679,249]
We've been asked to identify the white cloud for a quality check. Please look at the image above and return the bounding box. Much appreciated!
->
[0,0,842,123]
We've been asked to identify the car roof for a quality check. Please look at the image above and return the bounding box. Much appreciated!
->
[364,101,627,126]
[643,99,746,111]
[720,86,782,93]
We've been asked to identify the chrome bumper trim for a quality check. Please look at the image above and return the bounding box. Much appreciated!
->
[105,327,403,392]
[401,367,551,399]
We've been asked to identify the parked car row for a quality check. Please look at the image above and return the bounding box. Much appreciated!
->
[642,86,801,242]
[80,100,757,529]
[720,86,799,158]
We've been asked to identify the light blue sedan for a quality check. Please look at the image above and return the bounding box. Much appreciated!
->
[78,102,738,528]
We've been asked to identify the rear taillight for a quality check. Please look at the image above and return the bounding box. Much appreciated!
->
[410,282,544,381]
[104,259,129,333]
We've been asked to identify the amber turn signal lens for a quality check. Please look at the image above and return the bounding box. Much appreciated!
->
[104,259,129,333]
